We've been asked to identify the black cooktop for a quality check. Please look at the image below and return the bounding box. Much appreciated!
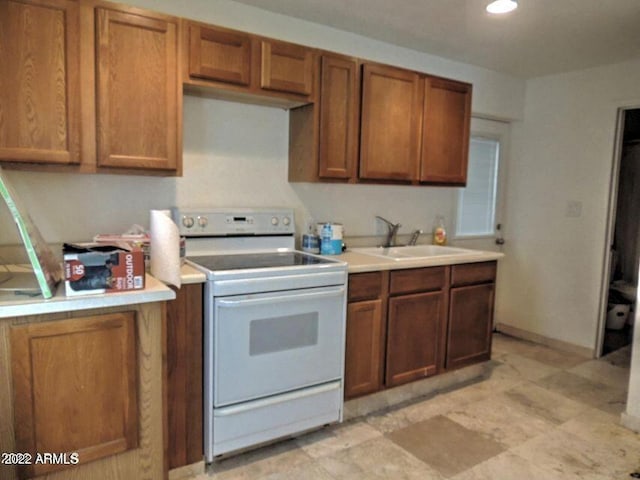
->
[187,251,335,272]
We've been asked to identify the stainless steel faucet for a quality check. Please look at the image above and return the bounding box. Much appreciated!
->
[408,229,423,246]
[376,216,401,248]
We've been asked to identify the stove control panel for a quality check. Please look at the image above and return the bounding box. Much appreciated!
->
[173,208,295,237]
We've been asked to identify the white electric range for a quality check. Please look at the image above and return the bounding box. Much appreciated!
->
[173,208,347,462]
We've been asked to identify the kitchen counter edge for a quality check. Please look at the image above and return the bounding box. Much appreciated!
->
[340,249,505,273]
[0,274,176,320]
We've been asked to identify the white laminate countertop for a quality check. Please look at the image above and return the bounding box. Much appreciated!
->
[0,270,176,320]
[338,248,504,273]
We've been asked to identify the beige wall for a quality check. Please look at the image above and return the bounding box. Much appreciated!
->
[496,58,640,352]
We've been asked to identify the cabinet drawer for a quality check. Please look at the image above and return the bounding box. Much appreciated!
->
[390,267,446,295]
[348,271,383,302]
[451,261,496,287]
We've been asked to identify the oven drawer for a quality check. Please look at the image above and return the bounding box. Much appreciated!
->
[212,285,346,406]
[212,381,341,457]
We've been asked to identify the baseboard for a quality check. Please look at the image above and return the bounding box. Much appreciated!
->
[168,460,205,480]
[495,323,594,358]
[621,412,640,433]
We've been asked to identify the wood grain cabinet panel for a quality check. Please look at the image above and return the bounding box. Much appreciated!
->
[359,63,422,181]
[446,283,494,370]
[166,283,203,469]
[345,299,384,399]
[261,39,314,96]
[386,290,444,387]
[318,54,359,179]
[0,0,80,165]
[96,7,179,171]
[420,76,472,185]
[188,23,251,86]
[10,312,138,478]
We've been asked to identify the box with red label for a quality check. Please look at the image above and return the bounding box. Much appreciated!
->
[63,243,145,296]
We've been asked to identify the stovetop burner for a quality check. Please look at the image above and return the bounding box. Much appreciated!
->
[187,251,336,272]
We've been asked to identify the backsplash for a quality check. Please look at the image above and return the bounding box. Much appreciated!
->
[0,96,461,254]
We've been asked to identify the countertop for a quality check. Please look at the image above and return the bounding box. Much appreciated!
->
[339,248,504,273]
[0,269,175,320]
[176,248,505,279]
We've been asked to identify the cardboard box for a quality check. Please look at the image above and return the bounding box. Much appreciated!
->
[63,243,145,296]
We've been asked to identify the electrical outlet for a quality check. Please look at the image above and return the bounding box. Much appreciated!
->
[565,201,582,218]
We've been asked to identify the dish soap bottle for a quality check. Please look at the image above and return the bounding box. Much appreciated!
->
[432,215,447,246]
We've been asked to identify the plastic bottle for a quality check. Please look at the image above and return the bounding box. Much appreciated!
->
[301,223,320,254]
[432,215,447,246]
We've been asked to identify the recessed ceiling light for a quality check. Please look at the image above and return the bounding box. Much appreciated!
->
[486,0,518,14]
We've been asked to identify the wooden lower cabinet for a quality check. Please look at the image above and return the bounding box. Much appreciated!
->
[345,299,384,399]
[1,303,165,480]
[386,290,444,387]
[166,283,203,469]
[344,262,497,399]
[446,282,494,370]
[10,312,138,478]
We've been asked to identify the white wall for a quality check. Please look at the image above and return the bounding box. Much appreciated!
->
[0,0,524,253]
[496,58,640,351]
[623,262,640,431]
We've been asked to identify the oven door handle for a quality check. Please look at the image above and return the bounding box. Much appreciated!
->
[216,286,345,308]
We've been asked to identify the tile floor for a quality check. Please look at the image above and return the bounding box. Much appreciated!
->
[192,333,640,479]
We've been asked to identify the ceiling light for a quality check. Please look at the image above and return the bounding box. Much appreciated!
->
[486,0,518,14]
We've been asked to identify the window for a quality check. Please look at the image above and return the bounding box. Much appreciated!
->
[455,136,500,237]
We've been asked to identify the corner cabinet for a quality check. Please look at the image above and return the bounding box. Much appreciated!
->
[0,0,81,165]
[344,261,496,399]
[95,5,180,171]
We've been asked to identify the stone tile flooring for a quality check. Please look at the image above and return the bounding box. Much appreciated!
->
[192,333,640,479]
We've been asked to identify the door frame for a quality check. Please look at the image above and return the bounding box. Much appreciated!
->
[452,116,510,251]
[595,104,640,357]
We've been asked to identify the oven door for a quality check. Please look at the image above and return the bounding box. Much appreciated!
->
[211,285,346,407]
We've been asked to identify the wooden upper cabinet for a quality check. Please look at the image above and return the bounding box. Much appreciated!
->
[261,39,314,96]
[11,312,138,478]
[420,76,472,185]
[95,6,180,171]
[318,54,359,179]
[360,63,423,182]
[188,22,251,86]
[0,0,80,165]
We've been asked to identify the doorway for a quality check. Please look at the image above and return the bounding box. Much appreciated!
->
[600,108,640,356]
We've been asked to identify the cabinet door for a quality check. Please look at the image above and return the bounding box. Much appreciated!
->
[0,0,80,165]
[261,39,314,96]
[188,23,251,86]
[11,312,137,478]
[96,7,179,171]
[345,299,384,399]
[420,77,472,185]
[166,283,204,469]
[360,64,422,181]
[318,55,359,179]
[446,283,494,370]
[386,291,443,387]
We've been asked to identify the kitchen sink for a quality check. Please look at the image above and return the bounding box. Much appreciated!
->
[351,245,474,260]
